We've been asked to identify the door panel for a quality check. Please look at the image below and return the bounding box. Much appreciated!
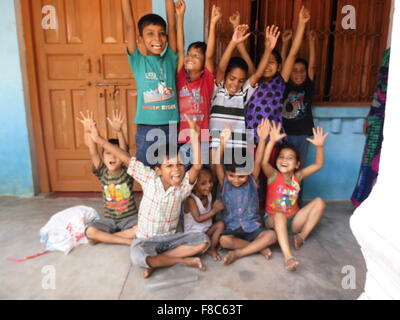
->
[31,0,151,191]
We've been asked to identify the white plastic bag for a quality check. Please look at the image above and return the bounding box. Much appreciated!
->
[40,206,100,255]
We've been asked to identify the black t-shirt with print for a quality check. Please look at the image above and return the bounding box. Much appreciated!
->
[282,78,315,136]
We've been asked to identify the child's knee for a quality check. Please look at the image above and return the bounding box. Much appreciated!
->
[219,235,231,248]
[215,221,225,231]
[315,197,326,210]
[85,226,97,239]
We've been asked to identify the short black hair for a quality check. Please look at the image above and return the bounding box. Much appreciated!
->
[188,41,207,56]
[138,14,167,36]
[153,143,182,168]
[277,142,301,166]
[223,148,253,174]
[226,57,248,77]
[295,57,309,70]
[271,49,282,66]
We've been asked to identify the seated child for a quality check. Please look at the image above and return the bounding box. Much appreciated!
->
[262,120,328,271]
[87,115,209,278]
[77,110,138,245]
[214,122,277,265]
[183,167,225,260]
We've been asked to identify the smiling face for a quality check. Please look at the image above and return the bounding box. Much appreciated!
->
[103,150,123,174]
[155,155,186,189]
[263,54,281,80]
[276,148,300,174]
[226,171,250,188]
[140,24,168,56]
[290,62,307,86]
[193,170,213,198]
[184,47,205,73]
[225,67,247,95]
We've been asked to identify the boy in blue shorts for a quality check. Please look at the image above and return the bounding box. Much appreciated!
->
[122,0,179,167]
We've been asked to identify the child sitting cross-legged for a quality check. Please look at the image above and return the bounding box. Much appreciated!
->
[87,115,209,279]
[183,167,225,261]
[262,120,328,271]
[78,110,138,246]
[214,122,277,265]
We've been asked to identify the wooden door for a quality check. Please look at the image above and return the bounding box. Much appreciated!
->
[30,0,151,191]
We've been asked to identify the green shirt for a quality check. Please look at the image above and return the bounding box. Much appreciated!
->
[93,162,138,222]
[128,46,179,125]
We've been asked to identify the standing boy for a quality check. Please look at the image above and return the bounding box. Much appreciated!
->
[122,0,179,167]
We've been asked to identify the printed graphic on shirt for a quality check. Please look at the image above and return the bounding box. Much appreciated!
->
[270,182,300,212]
[282,91,306,120]
[179,86,204,112]
[103,183,131,214]
[143,80,174,103]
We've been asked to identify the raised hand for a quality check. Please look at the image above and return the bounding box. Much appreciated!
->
[175,0,186,17]
[229,11,240,29]
[184,114,200,137]
[299,6,311,24]
[306,126,329,147]
[212,200,224,212]
[107,109,125,133]
[220,125,232,144]
[308,30,317,42]
[87,121,101,143]
[265,25,280,51]
[77,110,95,132]
[282,29,293,43]
[232,24,251,44]
[211,5,222,24]
[257,118,271,141]
[269,121,287,143]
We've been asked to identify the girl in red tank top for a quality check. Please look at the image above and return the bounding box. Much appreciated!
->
[261,120,328,272]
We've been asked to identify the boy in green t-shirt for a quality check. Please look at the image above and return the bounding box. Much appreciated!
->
[122,0,179,167]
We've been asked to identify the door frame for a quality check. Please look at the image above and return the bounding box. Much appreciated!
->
[17,0,51,193]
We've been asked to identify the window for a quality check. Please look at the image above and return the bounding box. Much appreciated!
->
[205,0,391,105]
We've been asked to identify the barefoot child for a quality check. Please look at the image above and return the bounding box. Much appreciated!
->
[262,121,328,271]
[87,115,209,278]
[214,122,277,265]
[183,167,225,260]
[77,110,138,245]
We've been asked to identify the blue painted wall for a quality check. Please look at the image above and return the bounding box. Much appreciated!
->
[0,0,34,197]
[303,107,369,200]
[0,0,370,200]
[152,0,204,50]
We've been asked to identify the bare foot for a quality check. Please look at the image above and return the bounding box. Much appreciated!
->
[207,248,222,261]
[182,257,206,271]
[143,268,154,278]
[294,234,305,250]
[223,250,241,266]
[285,256,300,271]
[260,247,272,260]
[89,239,99,245]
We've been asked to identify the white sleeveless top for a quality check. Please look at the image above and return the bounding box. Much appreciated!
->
[184,193,213,233]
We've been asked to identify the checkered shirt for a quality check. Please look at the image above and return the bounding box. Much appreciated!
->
[127,157,194,239]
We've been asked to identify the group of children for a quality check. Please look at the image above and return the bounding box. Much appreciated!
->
[78,0,328,277]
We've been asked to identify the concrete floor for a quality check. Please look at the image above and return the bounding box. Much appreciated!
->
[0,196,366,300]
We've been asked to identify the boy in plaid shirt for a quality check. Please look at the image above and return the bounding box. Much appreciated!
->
[87,115,209,278]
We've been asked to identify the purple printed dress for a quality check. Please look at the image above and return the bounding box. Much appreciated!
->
[245,73,286,143]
